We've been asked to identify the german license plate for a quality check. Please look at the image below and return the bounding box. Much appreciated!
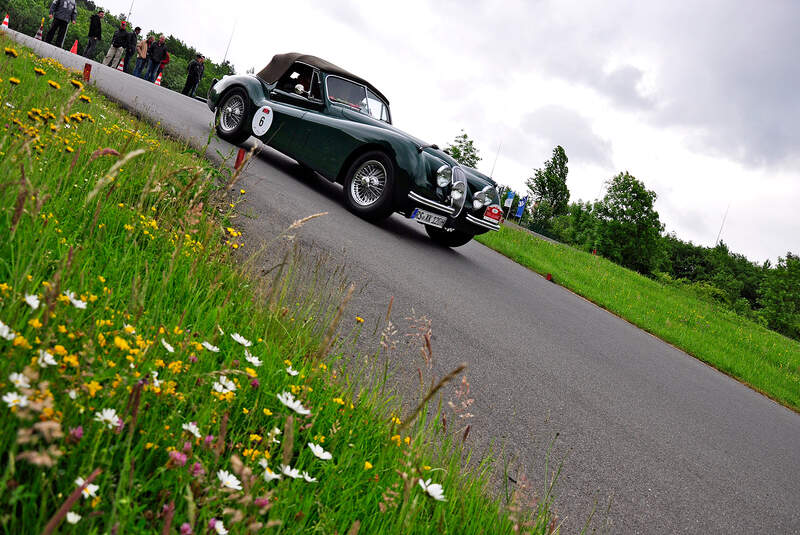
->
[411,208,447,228]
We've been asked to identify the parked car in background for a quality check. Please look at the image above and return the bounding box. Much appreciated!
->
[208,53,502,247]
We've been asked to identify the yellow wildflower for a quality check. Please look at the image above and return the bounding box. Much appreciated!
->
[53,345,67,356]
[333,397,345,405]
[28,318,42,329]
[249,434,262,442]
[70,79,83,89]
[262,408,272,416]
[85,380,102,397]
[356,316,364,323]
[364,461,373,470]
[47,80,61,90]
[113,336,130,352]
[57,325,67,333]
[63,354,79,367]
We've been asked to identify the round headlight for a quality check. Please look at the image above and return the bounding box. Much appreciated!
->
[472,198,484,210]
[451,181,466,200]
[436,165,452,188]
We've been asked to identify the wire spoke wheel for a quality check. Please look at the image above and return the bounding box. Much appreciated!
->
[349,160,387,207]
[220,94,245,133]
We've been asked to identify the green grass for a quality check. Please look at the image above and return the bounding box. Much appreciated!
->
[0,36,560,534]
[477,225,800,411]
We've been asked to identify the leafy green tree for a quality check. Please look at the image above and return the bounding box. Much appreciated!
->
[551,200,597,250]
[444,130,481,168]
[759,253,800,340]
[525,146,570,233]
[595,171,664,274]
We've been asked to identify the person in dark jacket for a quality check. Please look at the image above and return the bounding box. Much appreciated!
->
[145,35,168,82]
[123,26,141,74]
[83,9,104,59]
[102,21,129,69]
[45,0,77,48]
[182,54,205,96]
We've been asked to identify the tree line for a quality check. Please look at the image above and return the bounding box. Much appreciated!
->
[445,134,800,342]
[0,0,234,95]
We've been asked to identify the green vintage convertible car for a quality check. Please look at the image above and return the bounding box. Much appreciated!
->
[207,53,502,247]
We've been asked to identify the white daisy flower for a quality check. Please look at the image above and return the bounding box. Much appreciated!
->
[244,349,262,367]
[262,463,281,482]
[308,442,332,461]
[66,511,81,524]
[216,325,225,335]
[230,332,252,347]
[24,294,40,310]
[37,350,57,368]
[2,391,28,408]
[270,427,282,444]
[182,421,201,438]
[418,478,447,501]
[201,341,219,352]
[286,366,299,376]
[160,338,174,353]
[277,391,310,416]
[302,471,317,483]
[9,372,30,389]
[151,371,161,388]
[0,320,15,341]
[94,408,121,429]
[212,519,228,535]
[212,375,236,394]
[64,290,87,309]
[216,469,242,491]
[68,389,77,400]
[75,477,99,499]
[281,464,301,479]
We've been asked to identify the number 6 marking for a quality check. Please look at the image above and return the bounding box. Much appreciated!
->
[252,106,273,136]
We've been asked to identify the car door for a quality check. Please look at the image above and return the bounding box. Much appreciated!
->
[261,63,321,158]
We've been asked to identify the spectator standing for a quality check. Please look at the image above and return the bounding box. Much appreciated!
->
[182,54,205,97]
[133,36,153,78]
[83,9,104,59]
[45,0,77,48]
[123,26,141,74]
[145,35,168,82]
[102,21,129,69]
[157,51,170,81]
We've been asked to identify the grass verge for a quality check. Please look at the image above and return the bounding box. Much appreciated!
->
[0,36,559,533]
[476,225,800,411]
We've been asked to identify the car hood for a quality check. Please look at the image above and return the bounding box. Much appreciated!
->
[340,108,497,187]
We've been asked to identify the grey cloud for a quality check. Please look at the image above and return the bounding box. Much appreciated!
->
[423,0,800,168]
[522,106,613,168]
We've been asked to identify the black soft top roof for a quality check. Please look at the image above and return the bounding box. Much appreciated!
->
[256,52,390,105]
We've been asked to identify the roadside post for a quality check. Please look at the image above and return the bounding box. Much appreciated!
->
[83,63,92,82]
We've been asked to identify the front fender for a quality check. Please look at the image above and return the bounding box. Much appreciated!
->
[207,75,267,112]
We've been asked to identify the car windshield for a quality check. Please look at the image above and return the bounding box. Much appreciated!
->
[326,76,390,123]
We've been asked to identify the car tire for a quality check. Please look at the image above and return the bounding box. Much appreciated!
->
[343,151,396,221]
[425,226,474,247]
[215,87,252,145]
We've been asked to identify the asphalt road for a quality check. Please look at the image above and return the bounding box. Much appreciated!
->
[9,30,800,534]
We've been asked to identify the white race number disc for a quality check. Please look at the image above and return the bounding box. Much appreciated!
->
[252,106,274,136]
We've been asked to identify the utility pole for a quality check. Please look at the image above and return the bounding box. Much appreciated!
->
[222,21,237,65]
[715,201,731,245]
[126,0,135,21]
[489,142,502,179]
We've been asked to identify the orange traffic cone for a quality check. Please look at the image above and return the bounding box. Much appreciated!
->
[2,13,9,28]
[34,18,44,40]
[69,40,78,54]
[116,57,125,71]
[154,72,163,86]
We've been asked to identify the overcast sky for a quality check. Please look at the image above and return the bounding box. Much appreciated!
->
[100,0,799,263]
